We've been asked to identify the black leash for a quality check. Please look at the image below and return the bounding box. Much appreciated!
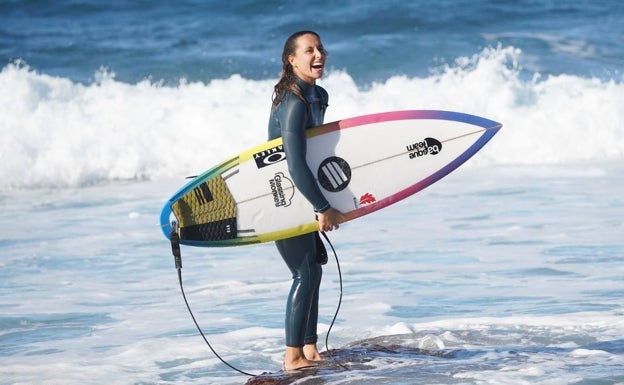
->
[170,222,256,377]
[169,223,343,376]
[320,231,343,356]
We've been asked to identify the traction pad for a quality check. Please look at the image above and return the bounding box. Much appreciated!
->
[172,175,237,241]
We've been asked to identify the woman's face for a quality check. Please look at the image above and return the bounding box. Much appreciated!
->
[289,33,327,85]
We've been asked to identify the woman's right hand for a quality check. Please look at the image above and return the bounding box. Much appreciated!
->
[317,208,344,232]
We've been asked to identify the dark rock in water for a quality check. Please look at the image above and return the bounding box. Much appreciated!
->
[243,334,453,385]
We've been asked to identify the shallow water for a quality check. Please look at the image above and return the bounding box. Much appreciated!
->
[1,163,623,384]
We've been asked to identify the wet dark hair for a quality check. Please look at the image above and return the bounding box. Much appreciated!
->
[272,30,324,107]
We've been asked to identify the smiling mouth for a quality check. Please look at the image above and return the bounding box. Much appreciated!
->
[312,63,324,69]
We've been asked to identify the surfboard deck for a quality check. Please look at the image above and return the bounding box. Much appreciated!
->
[160,110,502,247]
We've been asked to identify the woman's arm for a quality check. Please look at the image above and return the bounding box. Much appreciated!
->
[279,95,331,212]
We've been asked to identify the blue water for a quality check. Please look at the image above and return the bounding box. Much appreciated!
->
[3,0,622,85]
[1,1,624,384]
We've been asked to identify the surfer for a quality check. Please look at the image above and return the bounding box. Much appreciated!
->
[267,31,344,371]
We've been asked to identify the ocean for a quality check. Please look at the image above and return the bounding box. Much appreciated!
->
[1,1,623,384]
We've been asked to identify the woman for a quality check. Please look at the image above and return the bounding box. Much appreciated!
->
[267,31,344,371]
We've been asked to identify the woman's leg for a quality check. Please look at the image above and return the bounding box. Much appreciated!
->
[303,263,322,360]
[276,232,322,369]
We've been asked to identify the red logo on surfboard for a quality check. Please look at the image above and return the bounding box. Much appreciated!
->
[359,193,376,205]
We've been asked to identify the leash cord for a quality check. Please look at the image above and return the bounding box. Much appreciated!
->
[175,267,257,376]
[321,231,343,356]
[170,224,342,377]
[170,224,256,376]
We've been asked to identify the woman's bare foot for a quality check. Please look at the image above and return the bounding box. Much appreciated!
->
[283,346,316,371]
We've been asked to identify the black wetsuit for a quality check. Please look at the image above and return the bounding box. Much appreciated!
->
[267,76,329,347]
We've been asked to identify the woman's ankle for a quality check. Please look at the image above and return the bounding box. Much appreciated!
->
[303,343,322,361]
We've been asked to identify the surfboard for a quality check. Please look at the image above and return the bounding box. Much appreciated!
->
[160,110,501,247]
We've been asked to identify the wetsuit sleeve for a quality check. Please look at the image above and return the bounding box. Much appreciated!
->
[280,96,331,213]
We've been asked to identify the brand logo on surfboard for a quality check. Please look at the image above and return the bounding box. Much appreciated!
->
[269,172,294,207]
[254,145,286,169]
[359,192,376,205]
[318,156,351,192]
[406,137,442,159]
[352,192,376,209]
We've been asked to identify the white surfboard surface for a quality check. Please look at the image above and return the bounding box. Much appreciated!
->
[160,110,502,247]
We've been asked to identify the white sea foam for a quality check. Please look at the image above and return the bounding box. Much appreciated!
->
[1,46,623,190]
[1,161,622,384]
